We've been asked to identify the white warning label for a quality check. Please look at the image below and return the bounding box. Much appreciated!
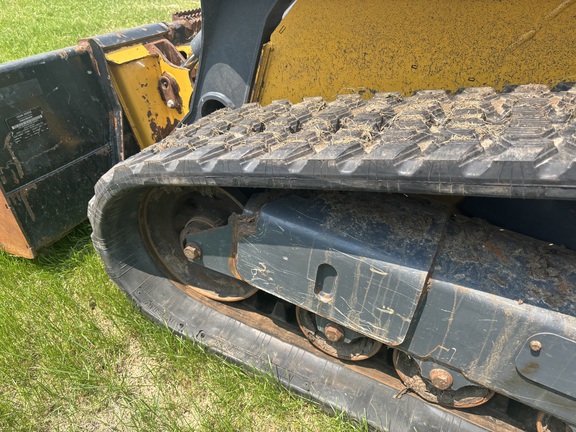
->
[5,107,49,144]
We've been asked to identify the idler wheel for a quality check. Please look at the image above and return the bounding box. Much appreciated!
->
[141,187,258,302]
[393,350,495,408]
[295,307,382,361]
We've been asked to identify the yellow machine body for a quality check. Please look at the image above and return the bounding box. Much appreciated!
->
[253,0,576,105]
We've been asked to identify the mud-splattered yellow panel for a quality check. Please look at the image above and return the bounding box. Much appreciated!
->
[254,0,576,104]
[107,43,193,150]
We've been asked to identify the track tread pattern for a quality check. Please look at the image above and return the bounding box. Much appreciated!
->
[106,84,576,199]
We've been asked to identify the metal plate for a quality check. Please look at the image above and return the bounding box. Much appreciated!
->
[236,193,449,345]
[516,333,576,399]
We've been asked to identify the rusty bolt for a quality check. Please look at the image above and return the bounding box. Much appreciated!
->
[183,242,202,261]
[529,340,542,353]
[324,323,345,343]
[429,368,454,391]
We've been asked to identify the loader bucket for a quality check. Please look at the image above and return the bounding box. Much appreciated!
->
[0,19,197,258]
[0,45,120,258]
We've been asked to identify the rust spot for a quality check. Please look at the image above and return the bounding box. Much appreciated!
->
[484,240,509,264]
[557,280,569,295]
[145,40,186,68]
[519,361,540,375]
[149,116,179,143]
[3,133,24,182]
[528,279,576,311]
[97,145,111,156]
[235,213,260,239]
[110,112,119,129]
[79,41,101,77]
[73,45,87,55]
[489,274,507,287]
[0,190,34,258]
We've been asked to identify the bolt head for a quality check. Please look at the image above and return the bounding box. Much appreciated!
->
[429,368,454,390]
[167,99,175,108]
[183,243,202,261]
[324,323,344,343]
[529,340,542,352]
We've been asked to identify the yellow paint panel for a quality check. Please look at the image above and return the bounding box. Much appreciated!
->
[106,41,193,150]
[254,0,576,105]
[105,44,150,63]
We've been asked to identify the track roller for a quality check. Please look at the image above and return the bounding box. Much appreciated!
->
[393,350,494,408]
[296,306,382,361]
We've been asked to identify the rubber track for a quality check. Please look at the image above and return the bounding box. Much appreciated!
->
[88,86,573,431]
[102,84,576,199]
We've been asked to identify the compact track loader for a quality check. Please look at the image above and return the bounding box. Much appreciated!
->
[5,0,576,430]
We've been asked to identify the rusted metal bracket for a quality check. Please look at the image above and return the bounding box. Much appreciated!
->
[158,72,183,113]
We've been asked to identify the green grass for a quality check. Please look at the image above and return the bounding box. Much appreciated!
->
[0,2,366,431]
[0,226,367,431]
[0,0,196,63]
